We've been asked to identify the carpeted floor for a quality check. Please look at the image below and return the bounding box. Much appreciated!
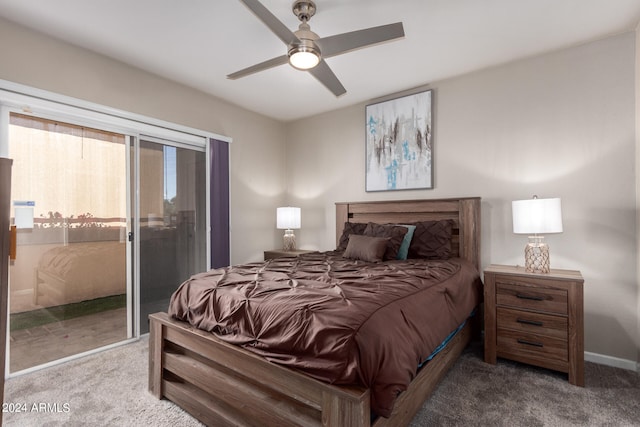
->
[4,337,201,427]
[3,337,639,426]
[412,341,640,426]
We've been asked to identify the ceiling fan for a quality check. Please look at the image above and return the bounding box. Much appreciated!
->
[227,0,405,97]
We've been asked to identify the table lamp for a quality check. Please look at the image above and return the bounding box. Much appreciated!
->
[512,196,563,273]
[277,207,301,251]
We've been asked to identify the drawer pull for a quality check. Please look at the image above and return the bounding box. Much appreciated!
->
[517,338,544,348]
[515,293,545,301]
[516,318,543,327]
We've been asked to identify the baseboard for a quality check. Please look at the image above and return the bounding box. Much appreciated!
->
[585,351,639,372]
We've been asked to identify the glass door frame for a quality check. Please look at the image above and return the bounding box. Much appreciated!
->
[3,106,136,376]
[134,135,209,335]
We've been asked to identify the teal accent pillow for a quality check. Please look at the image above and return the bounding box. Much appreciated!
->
[396,224,416,260]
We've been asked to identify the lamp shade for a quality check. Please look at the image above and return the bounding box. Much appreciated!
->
[512,197,563,234]
[277,207,301,230]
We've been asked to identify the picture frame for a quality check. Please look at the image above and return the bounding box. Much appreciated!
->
[365,89,433,192]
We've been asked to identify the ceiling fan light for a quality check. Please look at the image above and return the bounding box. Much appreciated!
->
[288,43,321,70]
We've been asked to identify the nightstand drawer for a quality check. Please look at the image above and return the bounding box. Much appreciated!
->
[496,281,567,315]
[497,307,567,340]
[497,328,568,362]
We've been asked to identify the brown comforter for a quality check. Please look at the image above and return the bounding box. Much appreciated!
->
[169,251,482,417]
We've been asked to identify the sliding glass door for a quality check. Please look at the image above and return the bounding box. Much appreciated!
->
[1,95,217,373]
[6,120,210,369]
[137,138,206,334]
[7,113,129,373]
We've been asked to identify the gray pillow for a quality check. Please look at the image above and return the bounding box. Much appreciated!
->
[343,234,389,262]
[363,223,408,260]
[337,222,368,251]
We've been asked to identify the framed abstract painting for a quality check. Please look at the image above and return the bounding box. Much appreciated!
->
[365,89,433,191]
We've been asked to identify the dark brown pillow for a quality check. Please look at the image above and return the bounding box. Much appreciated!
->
[363,223,408,260]
[343,235,389,262]
[337,222,368,251]
[408,220,454,260]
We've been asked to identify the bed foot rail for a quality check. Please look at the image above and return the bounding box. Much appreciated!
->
[149,312,370,427]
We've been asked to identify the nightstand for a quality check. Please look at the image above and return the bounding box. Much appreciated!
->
[484,264,584,386]
[264,249,316,260]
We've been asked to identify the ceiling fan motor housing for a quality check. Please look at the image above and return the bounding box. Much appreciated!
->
[292,0,316,22]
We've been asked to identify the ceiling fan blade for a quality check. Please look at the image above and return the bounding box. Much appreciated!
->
[238,0,299,46]
[316,22,405,58]
[227,55,289,80]
[308,60,346,97]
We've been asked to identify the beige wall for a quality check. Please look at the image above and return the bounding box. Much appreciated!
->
[0,17,287,265]
[636,23,640,367]
[287,32,639,365]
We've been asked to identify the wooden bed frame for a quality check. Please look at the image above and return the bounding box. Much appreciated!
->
[149,197,481,426]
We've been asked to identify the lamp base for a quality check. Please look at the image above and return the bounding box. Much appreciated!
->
[524,237,550,274]
[283,229,296,251]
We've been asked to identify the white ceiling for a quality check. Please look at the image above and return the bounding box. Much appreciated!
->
[1,0,639,122]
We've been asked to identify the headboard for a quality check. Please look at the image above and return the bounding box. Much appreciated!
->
[335,197,481,270]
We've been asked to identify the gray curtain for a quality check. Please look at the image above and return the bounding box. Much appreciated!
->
[209,139,230,268]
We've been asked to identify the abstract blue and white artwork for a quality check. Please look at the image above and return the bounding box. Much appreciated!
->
[365,90,433,191]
